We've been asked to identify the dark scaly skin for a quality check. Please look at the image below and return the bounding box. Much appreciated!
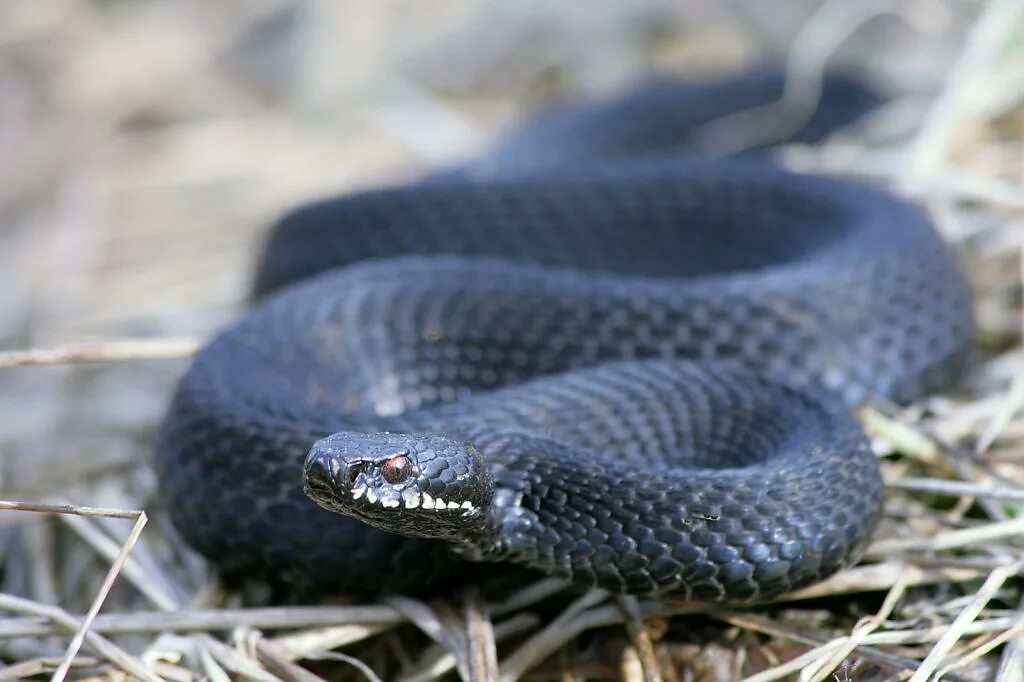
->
[303,361,882,601]
[251,68,880,297]
[156,70,974,600]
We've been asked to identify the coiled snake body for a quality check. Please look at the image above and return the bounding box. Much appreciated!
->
[158,70,974,601]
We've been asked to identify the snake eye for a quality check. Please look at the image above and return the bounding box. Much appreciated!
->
[381,453,412,484]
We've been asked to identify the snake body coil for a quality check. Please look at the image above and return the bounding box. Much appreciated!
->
[157,70,974,600]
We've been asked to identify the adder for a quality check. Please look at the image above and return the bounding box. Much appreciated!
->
[157,68,973,601]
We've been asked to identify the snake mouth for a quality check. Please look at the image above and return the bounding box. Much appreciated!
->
[351,486,477,512]
[345,475,478,513]
[303,476,333,500]
[304,445,478,514]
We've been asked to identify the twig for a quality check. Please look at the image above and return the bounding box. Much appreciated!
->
[57,513,179,611]
[304,651,384,682]
[939,614,1024,680]
[909,560,1024,682]
[0,500,143,520]
[996,595,1024,681]
[387,597,471,680]
[0,656,98,680]
[196,639,232,682]
[0,594,158,682]
[867,515,1024,555]
[740,641,844,682]
[489,578,567,616]
[902,0,1024,186]
[702,607,975,681]
[252,635,329,682]
[269,623,395,659]
[464,587,498,682]
[0,337,200,368]
[0,500,158,681]
[196,633,280,682]
[801,565,912,681]
[776,561,985,600]
[976,243,1024,455]
[397,614,538,682]
[888,477,1024,502]
[690,0,891,153]
[0,605,404,638]
[52,510,150,682]
[616,595,662,682]
[499,590,610,681]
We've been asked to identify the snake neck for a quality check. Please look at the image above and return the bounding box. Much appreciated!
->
[440,421,885,599]
[445,432,595,568]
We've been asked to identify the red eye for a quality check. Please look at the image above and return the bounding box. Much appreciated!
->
[382,454,412,484]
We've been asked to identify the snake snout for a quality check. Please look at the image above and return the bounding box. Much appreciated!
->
[303,448,343,503]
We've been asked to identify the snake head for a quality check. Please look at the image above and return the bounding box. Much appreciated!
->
[303,431,493,540]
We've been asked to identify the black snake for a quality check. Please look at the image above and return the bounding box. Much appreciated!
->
[157,68,974,601]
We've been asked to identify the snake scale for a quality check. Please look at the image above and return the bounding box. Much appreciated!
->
[157,68,974,601]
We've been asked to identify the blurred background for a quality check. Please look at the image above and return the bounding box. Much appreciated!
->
[0,0,982,338]
[2,0,1023,678]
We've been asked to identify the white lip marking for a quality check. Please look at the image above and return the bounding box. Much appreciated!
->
[352,485,366,500]
[461,501,473,510]
[421,492,434,508]
[447,501,460,509]
[402,490,421,509]
[381,497,400,508]
[434,498,447,510]
[366,488,379,504]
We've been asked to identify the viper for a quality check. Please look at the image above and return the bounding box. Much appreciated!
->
[157,68,973,601]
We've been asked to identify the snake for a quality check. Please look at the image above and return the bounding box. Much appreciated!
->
[157,68,974,601]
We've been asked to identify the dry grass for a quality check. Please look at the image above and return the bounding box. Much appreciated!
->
[1,0,1023,680]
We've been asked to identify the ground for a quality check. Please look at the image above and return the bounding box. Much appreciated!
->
[1,1,1023,680]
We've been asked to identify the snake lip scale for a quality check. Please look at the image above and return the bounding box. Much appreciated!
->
[157,69,975,602]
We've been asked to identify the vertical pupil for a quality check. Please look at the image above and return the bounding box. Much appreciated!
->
[382,455,410,484]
